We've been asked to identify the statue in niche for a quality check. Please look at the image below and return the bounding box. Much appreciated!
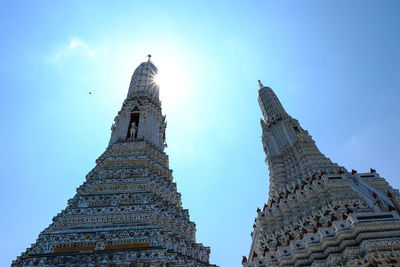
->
[298,134,305,142]
[129,122,137,139]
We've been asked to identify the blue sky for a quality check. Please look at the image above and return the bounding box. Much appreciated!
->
[1,1,400,266]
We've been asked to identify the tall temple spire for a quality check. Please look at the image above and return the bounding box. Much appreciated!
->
[257,83,344,196]
[244,84,400,267]
[14,59,215,267]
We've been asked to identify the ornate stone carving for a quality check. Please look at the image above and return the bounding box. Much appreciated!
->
[13,59,215,267]
[244,84,400,266]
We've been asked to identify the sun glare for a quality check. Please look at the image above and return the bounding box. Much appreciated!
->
[109,42,196,117]
[153,74,161,87]
[151,53,190,108]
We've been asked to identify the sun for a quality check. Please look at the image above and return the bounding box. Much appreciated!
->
[150,53,189,107]
[152,73,162,88]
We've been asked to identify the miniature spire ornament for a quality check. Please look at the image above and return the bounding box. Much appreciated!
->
[13,59,216,267]
[243,83,400,266]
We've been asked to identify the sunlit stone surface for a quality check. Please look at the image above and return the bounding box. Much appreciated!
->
[13,59,215,267]
[243,81,400,266]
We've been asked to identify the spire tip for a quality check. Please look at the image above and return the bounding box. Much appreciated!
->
[258,80,264,89]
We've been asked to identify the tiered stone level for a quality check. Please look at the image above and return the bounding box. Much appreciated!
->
[243,82,400,266]
[13,58,215,267]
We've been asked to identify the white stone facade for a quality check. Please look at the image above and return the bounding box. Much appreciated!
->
[243,83,400,266]
[13,60,215,267]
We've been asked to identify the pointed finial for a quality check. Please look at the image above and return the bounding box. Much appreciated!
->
[258,80,264,89]
[147,54,151,61]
